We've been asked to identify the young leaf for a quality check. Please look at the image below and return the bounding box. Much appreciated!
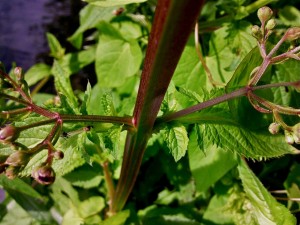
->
[238,159,296,225]
[163,123,189,162]
[80,82,92,115]
[46,33,65,59]
[51,61,79,114]
[68,4,115,48]
[58,47,96,76]
[83,0,147,7]
[95,29,142,88]
[99,210,130,225]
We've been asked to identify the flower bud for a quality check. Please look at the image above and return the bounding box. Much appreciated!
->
[5,151,31,167]
[292,123,300,144]
[266,19,276,30]
[257,6,273,24]
[251,25,262,40]
[268,122,280,134]
[0,125,20,143]
[14,67,23,81]
[5,166,19,179]
[285,130,294,145]
[53,151,64,160]
[32,165,55,185]
[285,27,300,41]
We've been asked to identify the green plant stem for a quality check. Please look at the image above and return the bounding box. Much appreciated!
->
[111,0,205,213]
[60,115,133,127]
[101,161,115,215]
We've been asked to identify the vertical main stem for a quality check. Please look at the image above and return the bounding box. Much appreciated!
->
[111,0,205,213]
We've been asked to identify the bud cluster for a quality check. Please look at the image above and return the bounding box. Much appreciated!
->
[251,6,275,42]
[0,123,64,185]
[268,121,300,145]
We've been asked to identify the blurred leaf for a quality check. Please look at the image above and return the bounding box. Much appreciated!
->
[59,47,96,75]
[163,123,189,162]
[68,4,116,48]
[0,200,42,225]
[0,175,54,223]
[64,164,103,189]
[46,33,65,59]
[238,159,296,225]
[24,63,51,86]
[78,196,105,218]
[207,21,256,84]
[172,44,207,92]
[99,210,129,225]
[279,6,300,26]
[83,0,147,7]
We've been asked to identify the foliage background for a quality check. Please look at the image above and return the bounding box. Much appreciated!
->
[0,0,300,224]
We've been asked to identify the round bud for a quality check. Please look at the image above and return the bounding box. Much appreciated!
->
[268,122,280,134]
[292,123,300,144]
[257,6,273,24]
[0,125,20,143]
[266,19,276,30]
[5,151,31,167]
[14,67,23,81]
[284,131,294,145]
[53,151,64,160]
[251,25,262,39]
[285,27,300,41]
[32,165,55,185]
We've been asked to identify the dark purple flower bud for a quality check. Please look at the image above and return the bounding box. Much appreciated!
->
[5,151,30,167]
[0,125,20,143]
[32,165,55,185]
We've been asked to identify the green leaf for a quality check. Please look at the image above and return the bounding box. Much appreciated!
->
[207,21,256,84]
[99,210,130,225]
[188,125,238,192]
[68,4,116,48]
[59,47,96,75]
[101,92,116,116]
[51,61,79,113]
[226,47,264,126]
[199,120,297,159]
[95,31,142,88]
[163,123,189,162]
[172,44,207,92]
[83,0,147,7]
[24,63,51,86]
[46,33,65,59]
[64,164,103,189]
[238,159,296,225]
